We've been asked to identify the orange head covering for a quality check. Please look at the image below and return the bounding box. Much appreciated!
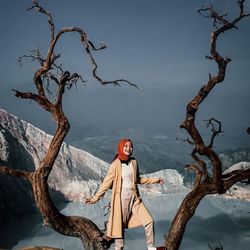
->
[116,138,133,161]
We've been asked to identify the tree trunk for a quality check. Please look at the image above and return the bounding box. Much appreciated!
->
[165,186,211,249]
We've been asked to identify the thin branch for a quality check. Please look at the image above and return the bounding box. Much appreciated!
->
[18,51,45,67]
[12,89,53,112]
[88,40,107,51]
[0,165,33,182]
[176,137,195,146]
[55,27,138,89]
[27,0,55,40]
[204,117,224,148]
[198,4,231,29]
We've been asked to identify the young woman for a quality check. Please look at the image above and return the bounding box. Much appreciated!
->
[86,138,164,250]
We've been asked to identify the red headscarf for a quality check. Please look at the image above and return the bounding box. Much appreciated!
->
[116,138,133,161]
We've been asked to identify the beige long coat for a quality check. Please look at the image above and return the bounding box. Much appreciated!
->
[91,158,160,238]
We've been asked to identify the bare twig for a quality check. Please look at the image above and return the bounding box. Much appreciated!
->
[204,117,224,148]
[27,0,55,40]
[176,137,195,146]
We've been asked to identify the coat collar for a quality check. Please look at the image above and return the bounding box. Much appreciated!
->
[115,158,137,184]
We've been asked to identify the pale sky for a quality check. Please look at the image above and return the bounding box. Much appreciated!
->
[0,0,249,151]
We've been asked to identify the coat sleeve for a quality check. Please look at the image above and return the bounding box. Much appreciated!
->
[91,163,116,203]
[135,160,160,185]
[138,176,160,185]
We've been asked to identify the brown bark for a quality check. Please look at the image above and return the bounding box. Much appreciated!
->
[166,185,212,250]
[165,1,250,249]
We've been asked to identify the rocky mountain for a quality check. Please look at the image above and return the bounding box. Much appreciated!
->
[0,109,186,223]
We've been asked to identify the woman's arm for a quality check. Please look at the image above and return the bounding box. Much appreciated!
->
[86,163,116,204]
[135,161,164,185]
[138,176,162,185]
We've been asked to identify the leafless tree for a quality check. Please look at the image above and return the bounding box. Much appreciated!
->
[0,0,137,249]
[164,1,250,249]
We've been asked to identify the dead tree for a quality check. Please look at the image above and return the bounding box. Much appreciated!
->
[0,1,136,249]
[165,1,250,249]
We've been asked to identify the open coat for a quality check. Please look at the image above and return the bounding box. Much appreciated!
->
[91,158,160,238]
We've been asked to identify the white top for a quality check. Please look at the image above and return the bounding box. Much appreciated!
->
[121,161,134,189]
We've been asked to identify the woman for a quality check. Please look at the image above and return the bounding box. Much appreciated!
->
[86,138,164,250]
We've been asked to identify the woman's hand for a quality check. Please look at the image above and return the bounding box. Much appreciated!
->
[158,178,165,185]
[85,197,96,205]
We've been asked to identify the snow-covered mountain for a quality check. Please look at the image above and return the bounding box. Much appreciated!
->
[0,109,186,223]
[221,161,250,201]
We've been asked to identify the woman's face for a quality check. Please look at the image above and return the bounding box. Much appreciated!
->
[122,141,133,156]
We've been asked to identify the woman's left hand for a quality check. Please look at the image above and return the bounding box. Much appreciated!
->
[159,178,164,185]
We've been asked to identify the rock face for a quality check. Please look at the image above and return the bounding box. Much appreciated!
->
[0,109,186,223]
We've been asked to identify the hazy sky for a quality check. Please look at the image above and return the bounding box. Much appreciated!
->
[0,0,250,151]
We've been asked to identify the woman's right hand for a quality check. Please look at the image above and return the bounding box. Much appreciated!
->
[85,197,96,205]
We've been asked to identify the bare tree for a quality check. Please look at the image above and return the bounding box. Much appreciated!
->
[164,1,250,249]
[0,0,137,249]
